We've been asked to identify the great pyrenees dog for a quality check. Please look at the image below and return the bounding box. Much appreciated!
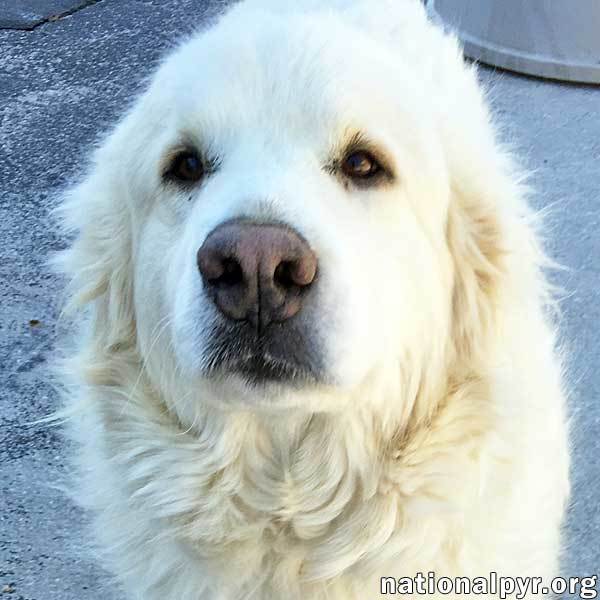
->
[57,0,570,598]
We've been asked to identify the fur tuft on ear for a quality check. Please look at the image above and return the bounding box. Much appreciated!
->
[446,179,507,366]
[444,144,552,375]
[54,153,136,351]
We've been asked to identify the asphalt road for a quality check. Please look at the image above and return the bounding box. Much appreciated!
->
[0,1,598,599]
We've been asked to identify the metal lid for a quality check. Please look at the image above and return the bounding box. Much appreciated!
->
[429,0,600,84]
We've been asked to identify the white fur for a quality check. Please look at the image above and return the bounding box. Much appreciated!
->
[57,1,570,598]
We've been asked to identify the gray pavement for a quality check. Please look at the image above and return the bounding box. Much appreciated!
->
[0,1,102,30]
[0,1,598,598]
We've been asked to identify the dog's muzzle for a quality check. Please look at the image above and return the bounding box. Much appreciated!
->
[197,219,322,384]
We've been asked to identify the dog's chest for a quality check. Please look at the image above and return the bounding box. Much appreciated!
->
[180,420,367,545]
[130,414,397,585]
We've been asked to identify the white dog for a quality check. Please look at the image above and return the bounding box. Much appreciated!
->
[57,1,570,598]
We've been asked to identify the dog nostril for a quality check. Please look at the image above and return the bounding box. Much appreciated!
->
[197,250,244,287]
[274,261,295,289]
[274,260,316,290]
[218,258,244,286]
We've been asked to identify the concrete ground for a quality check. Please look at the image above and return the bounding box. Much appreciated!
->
[0,1,598,598]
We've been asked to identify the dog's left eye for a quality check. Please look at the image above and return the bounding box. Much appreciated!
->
[166,151,204,183]
[341,151,382,180]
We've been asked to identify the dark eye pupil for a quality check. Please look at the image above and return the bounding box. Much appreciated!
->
[171,152,203,182]
[184,156,198,172]
[343,152,379,178]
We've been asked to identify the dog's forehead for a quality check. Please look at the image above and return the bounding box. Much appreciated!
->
[152,11,410,142]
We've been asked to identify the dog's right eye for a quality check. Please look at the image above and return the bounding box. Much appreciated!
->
[165,151,204,184]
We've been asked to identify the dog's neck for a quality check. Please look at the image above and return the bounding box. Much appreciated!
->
[86,343,490,593]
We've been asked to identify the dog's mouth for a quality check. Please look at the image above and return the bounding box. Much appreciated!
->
[211,351,313,386]
[202,321,324,387]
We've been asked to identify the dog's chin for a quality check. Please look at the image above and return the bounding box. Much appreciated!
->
[205,352,320,389]
[194,318,327,400]
[194,369,325,413]
[195,351,337,412]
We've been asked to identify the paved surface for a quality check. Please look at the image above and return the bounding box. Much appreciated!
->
[0,1,598,598]
[0,1,102,30]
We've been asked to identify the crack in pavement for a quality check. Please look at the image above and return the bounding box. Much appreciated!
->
[0,0,106,32]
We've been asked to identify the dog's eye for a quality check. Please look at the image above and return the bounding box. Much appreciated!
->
[341,151,382,180]
[167,151,204,183]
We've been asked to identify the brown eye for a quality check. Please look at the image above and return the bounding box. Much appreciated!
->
[167,151,204,183]
[341,151,382,180]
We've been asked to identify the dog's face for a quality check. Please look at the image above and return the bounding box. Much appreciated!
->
[124,10,457,411]
[70,6,495,414]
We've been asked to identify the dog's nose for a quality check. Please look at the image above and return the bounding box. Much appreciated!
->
[197,221,317,333]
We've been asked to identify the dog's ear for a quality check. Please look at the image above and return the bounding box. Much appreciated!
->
[55,132,136,351]
[446,178,505,365]
[445,151,544,369]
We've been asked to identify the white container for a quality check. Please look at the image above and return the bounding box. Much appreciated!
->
[429,0,600,84]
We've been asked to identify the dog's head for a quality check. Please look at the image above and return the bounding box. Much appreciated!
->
[60,1,528,416]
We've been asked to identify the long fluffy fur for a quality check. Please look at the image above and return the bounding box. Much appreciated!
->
[56,1,570,598]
